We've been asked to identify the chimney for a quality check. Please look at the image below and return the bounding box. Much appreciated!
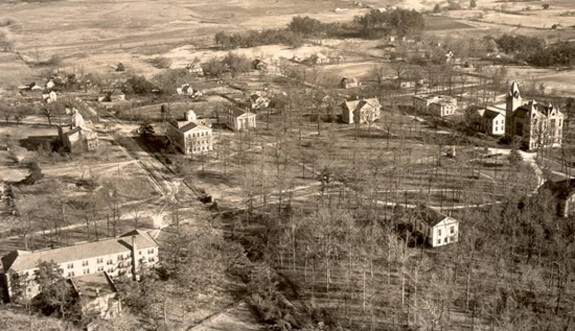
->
[185,110,196,122]
[131,235,139,281]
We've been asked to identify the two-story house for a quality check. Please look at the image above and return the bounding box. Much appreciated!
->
[341,98,381,124]
[224,108,257,131]
[412,205,459,248]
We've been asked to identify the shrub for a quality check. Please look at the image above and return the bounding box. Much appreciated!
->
[148,57,172,69]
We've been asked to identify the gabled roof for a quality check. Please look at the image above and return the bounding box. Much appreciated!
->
[229,108,255,118]
[343,98,381,112]
[1,231,157,273]
[179,122,210,133]
[413,205,451,227]
[483,109,504,120]
[540,178,575,200]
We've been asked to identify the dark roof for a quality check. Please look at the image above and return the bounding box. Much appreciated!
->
[229,108,255,118]
[540,178,575,200]
[71,272,118,299]
[483,109,503,120]
[413,205,449,227]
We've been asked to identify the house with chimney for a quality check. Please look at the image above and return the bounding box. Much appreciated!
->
[413,95,457,117]
[224,108,257,131]
[505,82,564,150]
[166,110,213,155]
[341,98,381,124]
[0,230,158,302]
[412,205,459,248]
[341,77,360,89]
[480,106,506,136]
[58,109,99,153]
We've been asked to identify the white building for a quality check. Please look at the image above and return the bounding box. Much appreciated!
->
[0,230,159,302]
[413,205,459,248]
[224,108,257,131]
[341,98,381,124]
[413,95,458,117]
[166,111,213,155]
[482,107,505,136]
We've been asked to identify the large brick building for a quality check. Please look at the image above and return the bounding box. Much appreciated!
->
[0,230,159,302]
[505,82,564,150]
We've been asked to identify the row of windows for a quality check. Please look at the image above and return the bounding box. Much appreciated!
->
[63,250,156,270]
[191,131,210,137]
[437,226,456,237]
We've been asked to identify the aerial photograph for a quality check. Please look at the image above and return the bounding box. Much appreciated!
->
[0,0,575,329]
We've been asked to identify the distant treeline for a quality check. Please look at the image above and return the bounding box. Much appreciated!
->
[215,8,425,49]
[494,34,575,67]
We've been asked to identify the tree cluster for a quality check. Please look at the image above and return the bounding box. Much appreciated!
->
[201,52,252,77]
[354,8,425,38]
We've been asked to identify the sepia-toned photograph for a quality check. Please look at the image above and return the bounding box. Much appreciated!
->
[0,0,574,330]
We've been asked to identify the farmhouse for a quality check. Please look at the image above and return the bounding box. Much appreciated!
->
[166,110,213,155]
[505,82,564,150]
[539,178,575,217]
[481,106,505,136]
[42,90,57,104]
[252,59,268,70]
[71,272,122,319]
[310,53,330,65]
[186,63,204,76]
[341,98,381,124]
[224,108,257,131]
[413,95,457,117]
[249,93,270,110]
[341,77,360,89]
[58,109,99,153]
[412,205,459,248]
[0,230,159,302]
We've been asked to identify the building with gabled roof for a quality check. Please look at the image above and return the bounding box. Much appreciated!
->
[505,82,564,150]
[341,77,360,89]
[411,205,459,248]
[0,230,159,302]
[341,98,381,124]
[481,106,506,136]
[539,178,575,217]
[166,111,213,155]
[413,95,457,117]
[224,108,257,131]
[58,109,99,153]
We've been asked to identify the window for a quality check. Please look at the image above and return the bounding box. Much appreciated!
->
[107,259,113,265]
[148,257,155,262]
[83,268,89,275]
[97,258,103,264]
[444,238,447,243]
[67,263,74,269]
[139,250,142,255]
[97,266,104,272]
[148,248,154,254]
[438,229,442,236]
[82,261,88,267]
[68,271,75,277]
[450,226,455,234]
[437,239,441,245]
